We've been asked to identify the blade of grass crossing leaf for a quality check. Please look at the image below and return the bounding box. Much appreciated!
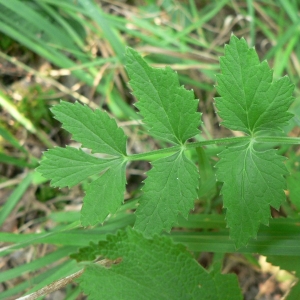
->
[0,172,33,227]
[169,230,300,256]
[0,214,135,254]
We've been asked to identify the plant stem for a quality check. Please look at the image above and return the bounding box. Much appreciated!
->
[126,135,300,161]
[127,145,180,161]
[185,136,251,149]
[255,136,300,144]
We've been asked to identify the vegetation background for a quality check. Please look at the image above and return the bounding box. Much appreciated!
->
[0,0,299,299]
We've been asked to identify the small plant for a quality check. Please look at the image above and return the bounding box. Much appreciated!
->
[38,35,300,299]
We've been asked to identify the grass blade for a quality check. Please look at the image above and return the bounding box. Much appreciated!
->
[0,172,33,227]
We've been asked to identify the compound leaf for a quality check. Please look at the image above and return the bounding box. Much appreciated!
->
[51,101,127,156]
[134,151,198,236]
[73,228,242,300]
[81,160,127,226]
[216,142,288,248]
[37,146,115,188]
[126,48,201,144]
[215,35,294,135]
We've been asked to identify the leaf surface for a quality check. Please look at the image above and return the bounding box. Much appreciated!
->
[73,228,242,300]
[216,142,288,248]
[37,146,115,188]
[126,48,201,144]
[134,151,198,236]
[215,35,294,247]
[38,101,128,226]
[51,101,127,156]
[215,35,294,134]
[81,160,127,226]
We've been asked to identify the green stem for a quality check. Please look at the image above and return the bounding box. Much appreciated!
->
[255,136,300,144]
[185,136,251,149]
[127,136,250,161]
[127,145,180,161]
[126,135,300,162]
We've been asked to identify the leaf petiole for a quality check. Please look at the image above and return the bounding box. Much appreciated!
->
[127,135,300,161]
[255,136,300,144]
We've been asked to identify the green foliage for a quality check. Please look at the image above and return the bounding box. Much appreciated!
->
[215,35,294,247]
[37,35,300,297]
[216,142,288,247]
[2,0,300,298]
[38,102,128,226]
[215,36,294,134]
[51,101,127,156]
[72,228,242,300]
[126,48,201,144]
[81,161,126,226]
[134,151,198,235]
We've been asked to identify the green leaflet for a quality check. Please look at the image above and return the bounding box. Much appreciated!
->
[37,146,116,188]
[134,151,199,236]
[72,228,243,300]
[215,35,294,135]
[38,101,128,226]
[126,48,201,144]
[51,101,127,156]
[215,35,294,247]
[216,142,288,248]
[81,160,127,226]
